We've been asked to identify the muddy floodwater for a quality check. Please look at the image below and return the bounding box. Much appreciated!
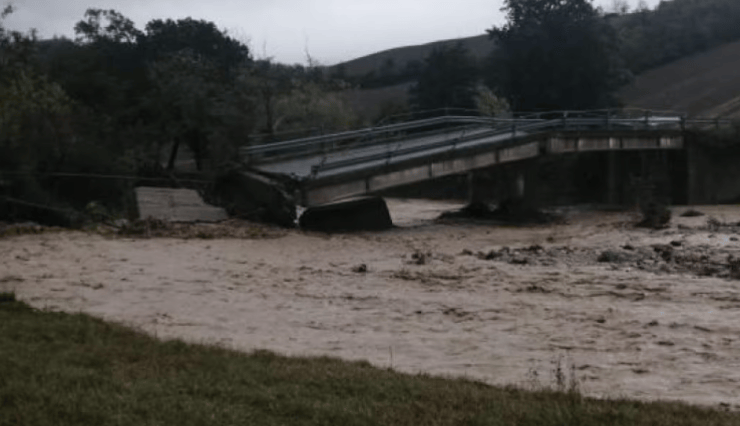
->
[3,200,740,409]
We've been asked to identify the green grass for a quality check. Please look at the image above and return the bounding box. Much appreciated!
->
[1,296,739,426]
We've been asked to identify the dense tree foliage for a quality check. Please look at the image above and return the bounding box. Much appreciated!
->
[486,0,629,111]
[614,0,740,73]
[409,43,479,111]
[74,9,142,44]
[1,7,357,224]
[140,18,249,74]
[1,8,135,224]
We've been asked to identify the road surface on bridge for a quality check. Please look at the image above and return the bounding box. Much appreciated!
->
[253,126,524,180]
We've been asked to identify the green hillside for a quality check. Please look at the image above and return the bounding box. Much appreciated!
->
[327,34,492,79]
[329,0,740,119]
[619,39,740,118]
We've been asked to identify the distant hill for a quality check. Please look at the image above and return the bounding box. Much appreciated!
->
[331,0,740,121]
[326,34,493,122]
[328,34,493,79]
[337,36,740,122]
[619,39,740,119]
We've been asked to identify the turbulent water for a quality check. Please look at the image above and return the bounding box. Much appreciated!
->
[3,200,740,409]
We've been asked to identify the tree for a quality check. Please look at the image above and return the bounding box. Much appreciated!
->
[146,52,259,172]
[74,9,142,44]
[245,59,357,137]
[1,6,73,165]
[3,7,263,221]
[474,86,510,117]
[0,70,73,146]
[1,8,132,224]
[0,5,37,83]
[410,43,479,111]
[248,60,295,135]
[141,18,250,74]
[607,0,630,15]
[272,81,358,133]
[57,9,149,124]
[487,0,629,111]
[62,12,255,173]
[148,50,224,171]
[615,0,740,73]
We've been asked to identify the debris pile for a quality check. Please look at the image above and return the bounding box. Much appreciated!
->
[463,242,740,280]
[440,199,561,224]
[117,217,284,239]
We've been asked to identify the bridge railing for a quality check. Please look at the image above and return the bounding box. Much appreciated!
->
[306,116,733,177]
[373,107,485,126]
[241,109,734,166]
[241,115,509,163]
[308,118,560,176]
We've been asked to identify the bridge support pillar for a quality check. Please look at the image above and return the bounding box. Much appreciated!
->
[493,160,541,210]
[686,141,703,205]
[467,172,481,205]
[466,160,543,211]
[521,160,541,210]
[467,171,494,205]
[606,151,621,205]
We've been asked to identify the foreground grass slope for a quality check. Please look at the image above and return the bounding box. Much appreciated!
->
[1,296,738,426]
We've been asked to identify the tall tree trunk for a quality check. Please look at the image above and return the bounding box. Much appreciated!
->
[261,86,275,136]
[190,131,203,172]
[166,136,181,171]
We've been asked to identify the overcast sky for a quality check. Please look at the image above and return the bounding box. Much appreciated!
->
[4,0,662,65]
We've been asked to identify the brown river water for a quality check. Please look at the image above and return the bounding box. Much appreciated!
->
[2,199,740,409]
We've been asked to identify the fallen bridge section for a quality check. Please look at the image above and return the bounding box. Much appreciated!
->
[208,170,297,227]
[242,111,730,208]
[297,130,684,206]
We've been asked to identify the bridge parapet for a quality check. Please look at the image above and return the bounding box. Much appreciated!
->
[298,130,691,206]
[241,110,733,207]
[244,111,729,171]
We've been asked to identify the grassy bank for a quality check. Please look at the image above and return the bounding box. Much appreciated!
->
[1,294,738,426]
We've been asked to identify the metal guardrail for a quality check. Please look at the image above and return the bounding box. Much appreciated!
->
[309,118,563,175]
[242,115,561,163]
[242,110,734,174]
[309,117,732,176]
[242,115,500,156]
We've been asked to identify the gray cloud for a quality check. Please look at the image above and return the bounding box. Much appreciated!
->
[4,0,662,65]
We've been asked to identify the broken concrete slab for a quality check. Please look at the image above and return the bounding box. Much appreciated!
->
[208,170,296,228]
[135,187,228,223]
[299,196,393,232]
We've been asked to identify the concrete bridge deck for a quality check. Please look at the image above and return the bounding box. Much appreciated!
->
[240,111,731,207]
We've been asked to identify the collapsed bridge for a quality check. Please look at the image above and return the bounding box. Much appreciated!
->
[224,110,736,226]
